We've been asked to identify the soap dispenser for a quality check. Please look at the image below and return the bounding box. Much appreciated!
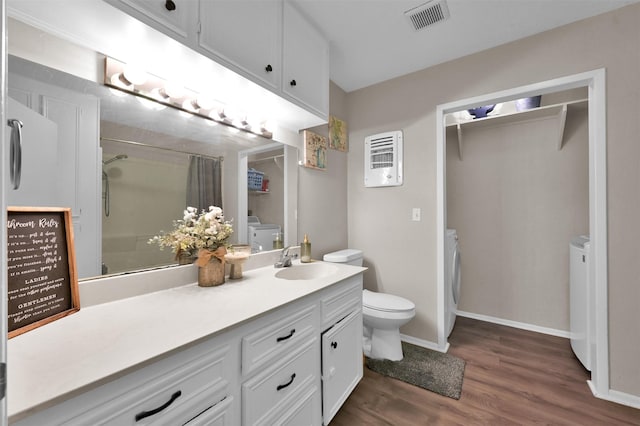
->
[272,232,283,250]
[300,234,311,263]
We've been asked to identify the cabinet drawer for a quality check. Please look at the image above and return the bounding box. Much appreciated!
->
[183,396,234,426]
[321,277,362,329]
[269,384,321,426]
[242,304,316,375]
[63,344,232,425]
[242,337,319,426]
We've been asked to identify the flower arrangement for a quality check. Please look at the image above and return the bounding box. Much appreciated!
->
[149,206,233,263]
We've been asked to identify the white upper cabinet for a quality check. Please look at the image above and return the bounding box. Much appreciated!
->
[104,0,329,121]
[104,0,199,43]
[197,0,282,91]
[282,1,329,118]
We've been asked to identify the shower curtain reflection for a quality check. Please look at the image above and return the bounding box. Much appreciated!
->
[187,155,223,212]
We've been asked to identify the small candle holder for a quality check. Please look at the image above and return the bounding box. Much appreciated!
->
[225,245,251,279]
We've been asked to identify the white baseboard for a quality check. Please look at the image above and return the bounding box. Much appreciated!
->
[456,310,571,339]
[400,333,449,353]
[588,381,640,409]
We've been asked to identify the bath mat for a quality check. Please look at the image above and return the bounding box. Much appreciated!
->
[365,342,465,399]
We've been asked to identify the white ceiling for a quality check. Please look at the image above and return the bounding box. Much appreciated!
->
[292,0,639,92]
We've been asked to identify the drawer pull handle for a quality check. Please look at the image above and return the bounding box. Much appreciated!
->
[276,329,295,342]
[165,0,176,11]
[134,390,182,422]
[331,341,338,349]
[277,373,296,391]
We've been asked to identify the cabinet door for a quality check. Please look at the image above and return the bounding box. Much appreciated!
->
[105,0,197,42]
[282,2,329,118]
[321,310,363,425]
[198,0,281,90]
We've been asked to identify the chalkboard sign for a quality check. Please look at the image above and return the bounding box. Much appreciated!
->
[7,207,80,338]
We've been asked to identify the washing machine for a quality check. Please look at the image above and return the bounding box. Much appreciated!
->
[247,216,281,253]
[446,229,461,337]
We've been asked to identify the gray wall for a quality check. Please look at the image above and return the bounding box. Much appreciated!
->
[298,82,349,258]
[447,108,589,331]
[345,4,640,396]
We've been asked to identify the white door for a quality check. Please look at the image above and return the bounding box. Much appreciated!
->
[8,73,101,278]
[5,98,59,206]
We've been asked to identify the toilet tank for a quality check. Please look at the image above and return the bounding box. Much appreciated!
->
[323,249,363,266]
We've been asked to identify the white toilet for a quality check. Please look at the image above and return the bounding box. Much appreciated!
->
[323,249,416,361]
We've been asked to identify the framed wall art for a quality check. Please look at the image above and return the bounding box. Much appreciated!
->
[303,130,328,170]
[329,115,348,152]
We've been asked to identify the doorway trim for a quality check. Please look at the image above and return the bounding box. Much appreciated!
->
[435,69,608,395]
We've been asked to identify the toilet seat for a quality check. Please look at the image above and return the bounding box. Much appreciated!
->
[363,289,415,313]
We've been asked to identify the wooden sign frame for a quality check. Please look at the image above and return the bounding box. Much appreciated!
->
[7,207,80,338]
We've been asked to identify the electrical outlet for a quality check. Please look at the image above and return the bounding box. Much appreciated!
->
[412,208,421,221]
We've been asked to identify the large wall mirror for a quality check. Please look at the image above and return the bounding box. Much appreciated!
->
[7,19,298,280]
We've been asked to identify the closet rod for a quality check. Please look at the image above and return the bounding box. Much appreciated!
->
[100,136,224,161]
[249,154,284,163]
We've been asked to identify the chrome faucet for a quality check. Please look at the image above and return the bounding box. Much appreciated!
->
[274,246,293,268]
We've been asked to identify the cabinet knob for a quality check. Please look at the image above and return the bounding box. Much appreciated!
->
[265,64,273,72]
[290,79,297,87]
[165,0,176,11]
[331,341,338,349]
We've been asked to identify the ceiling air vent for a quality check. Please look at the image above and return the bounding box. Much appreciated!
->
[405,0,450,31]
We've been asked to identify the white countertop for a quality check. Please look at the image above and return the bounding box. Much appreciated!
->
[7,260,365,422]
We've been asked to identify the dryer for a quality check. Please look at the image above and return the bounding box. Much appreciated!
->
[446,229,461,337]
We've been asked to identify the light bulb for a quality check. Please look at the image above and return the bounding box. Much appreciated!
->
[110,73,133,90]
[150,88,170,102]
[182,99,198,112]
[122,65,147,86]
[195,94,216,110]
[163,82,184,100]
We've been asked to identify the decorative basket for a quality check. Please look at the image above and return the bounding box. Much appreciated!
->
[248,168,264,190]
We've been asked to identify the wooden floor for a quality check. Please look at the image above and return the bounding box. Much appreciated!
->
[331,317,640,425]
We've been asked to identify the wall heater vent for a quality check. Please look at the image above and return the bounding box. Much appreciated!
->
[364,130,403,187]
[405,1,450,31]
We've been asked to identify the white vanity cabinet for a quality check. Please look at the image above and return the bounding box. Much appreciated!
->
[197,0,282,91]
[10,269,363,426]
[103,0,198,44]
[13,335,238,426]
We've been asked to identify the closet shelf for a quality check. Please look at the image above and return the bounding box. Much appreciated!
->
[447,99,587,160]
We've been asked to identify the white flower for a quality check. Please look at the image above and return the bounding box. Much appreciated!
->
[183,206,198,221]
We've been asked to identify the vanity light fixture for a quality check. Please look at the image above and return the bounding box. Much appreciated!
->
[110,73,134,90]
[137,95,166,110]
[104,57,274,139]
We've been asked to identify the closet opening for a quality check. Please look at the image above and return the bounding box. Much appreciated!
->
[436,69,608,397]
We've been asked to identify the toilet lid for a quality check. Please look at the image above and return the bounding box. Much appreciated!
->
[363,289,415,312]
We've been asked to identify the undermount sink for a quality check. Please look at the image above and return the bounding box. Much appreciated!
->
[275,262,338,280]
